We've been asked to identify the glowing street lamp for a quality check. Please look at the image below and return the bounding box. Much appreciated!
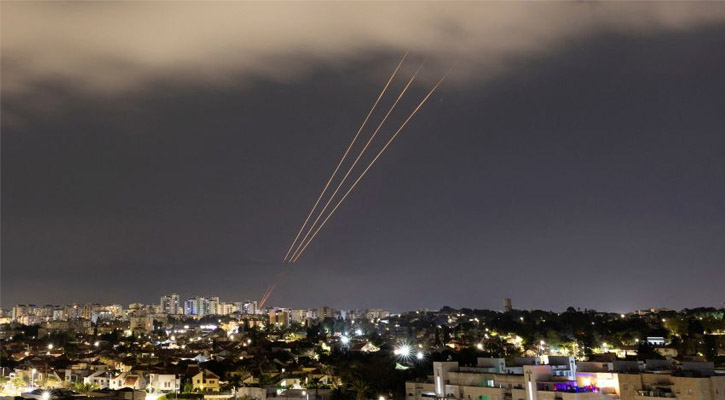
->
[416,351,424,360]
[398,345,411,357]
[340,335,350,345]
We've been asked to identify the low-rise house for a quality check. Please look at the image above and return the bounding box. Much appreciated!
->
[147,374,180,393]
[109,371,147,390]
[84,370,111,389]
[190,369,220,392]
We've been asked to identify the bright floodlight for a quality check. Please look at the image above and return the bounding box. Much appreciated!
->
[42,392,50,400]
[47,344,53,350]
[416,351,424,360]
[355,328,363,336]
[340,335,350,345]
[476,343,483,350]
[399,345,411,357]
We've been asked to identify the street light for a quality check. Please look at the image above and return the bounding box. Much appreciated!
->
[395,345,411,358]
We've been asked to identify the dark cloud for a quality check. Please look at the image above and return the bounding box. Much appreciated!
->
[2,3,725,311]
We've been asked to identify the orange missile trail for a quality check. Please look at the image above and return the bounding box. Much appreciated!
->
[288,61,426,263]
[290,71,450,263]
[260,284,275,308]
[258,270,288,308]
[259,285,273,307]
[282,51,409,262]
[259,284,275,308]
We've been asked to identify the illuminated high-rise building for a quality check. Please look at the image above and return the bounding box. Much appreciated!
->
[160,294,181,314]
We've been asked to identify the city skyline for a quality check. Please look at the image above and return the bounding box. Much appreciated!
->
[3,2,725,311]
[5,293,723,316]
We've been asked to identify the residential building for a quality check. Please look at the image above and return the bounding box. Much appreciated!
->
[269,308,290,327]
[129,314,153,333]
[160,294,180,315]
[147,374,181,393]
[406,359,725,400]
[84,371,111,389]
[184,297,212,316]
[190,368,220,392]
[317,306,334,321]
[109,372,147,390]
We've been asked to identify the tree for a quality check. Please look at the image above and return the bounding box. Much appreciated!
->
[350,378,369,400]
[74,382,100,396]
[11,375,29,390]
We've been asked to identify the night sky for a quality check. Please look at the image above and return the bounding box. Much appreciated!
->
[2,2,725,312]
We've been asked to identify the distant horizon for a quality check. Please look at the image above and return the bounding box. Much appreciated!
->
[5,297,724,315]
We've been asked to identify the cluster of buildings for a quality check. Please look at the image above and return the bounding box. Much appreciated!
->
[2,299,722,400]
[0,310,372,400]
[3,294,391,330]
[159,294,257,317]
[407,357,725,400]
[6,295,260,326]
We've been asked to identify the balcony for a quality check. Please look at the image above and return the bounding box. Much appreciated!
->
[635,389,675,399]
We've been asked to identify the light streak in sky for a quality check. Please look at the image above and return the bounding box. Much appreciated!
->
[258,270,288,308]
[287,60,425,263]
[282,51,409,262]
[289,70,450,262]
[259,284,274,308]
